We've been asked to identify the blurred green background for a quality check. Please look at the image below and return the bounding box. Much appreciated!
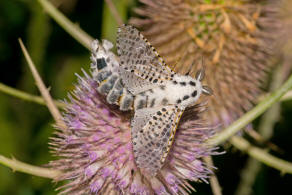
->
[0,0,291,194]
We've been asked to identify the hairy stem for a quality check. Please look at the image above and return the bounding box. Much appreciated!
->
[0,155,61,179]
[19,39,66,129]
[230,136,292,174]
[0,82,65,108]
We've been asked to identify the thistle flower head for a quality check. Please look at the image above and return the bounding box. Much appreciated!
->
[50,40,218,194]
[130,0,282,126]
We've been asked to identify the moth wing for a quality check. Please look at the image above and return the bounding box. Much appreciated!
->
[117,24,175,86]
[131,107,159,134]
[118,67,158,95]
[131,105,184,176]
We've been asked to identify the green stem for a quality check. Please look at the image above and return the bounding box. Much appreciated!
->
[230,136,292,174]
[0,155,61,179]
[281,90,292,101]
[204,156,222,195]
[208,73,292,146]
[38,0,93,50]
[0,82,64,108]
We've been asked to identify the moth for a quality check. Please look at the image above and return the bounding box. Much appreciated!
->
[90,24,212,176]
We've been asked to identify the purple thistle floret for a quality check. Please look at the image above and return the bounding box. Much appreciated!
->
[49,40,219,194]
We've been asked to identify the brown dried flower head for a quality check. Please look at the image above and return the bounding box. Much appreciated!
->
[130,0,281,126]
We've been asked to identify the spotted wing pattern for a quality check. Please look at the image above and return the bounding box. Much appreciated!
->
[118,67,156,95]
[131,105,184,175]
[116,24,175,93]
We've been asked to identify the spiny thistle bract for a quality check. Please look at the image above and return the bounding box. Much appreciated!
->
[130,0,281,126]
[49,40,218,194]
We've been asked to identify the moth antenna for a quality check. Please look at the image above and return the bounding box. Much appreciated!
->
[195,67,205,81]
[186,62,195,76]
[195,56,207,81]
[202,85,213,95]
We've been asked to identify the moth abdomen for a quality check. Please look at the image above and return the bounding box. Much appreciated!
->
[134,95,147,110]
[95,70,112,83]
[96,71,135,110]
[119,91,134,111]
[97,74,118,94]
[106,78,123,104]
[90,39,135,111]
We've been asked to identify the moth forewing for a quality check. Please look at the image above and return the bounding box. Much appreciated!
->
[117,25,175,86]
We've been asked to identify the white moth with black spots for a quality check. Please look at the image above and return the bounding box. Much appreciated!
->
[90,24,212,176]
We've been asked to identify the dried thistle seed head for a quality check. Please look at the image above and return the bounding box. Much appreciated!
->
[49,40,218,194]
[130,0,282,126]
[278,0,292,68]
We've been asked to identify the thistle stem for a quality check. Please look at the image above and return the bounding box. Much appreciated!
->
[37,0,93,50]
[0,155,61,179]
[230,136,292,174]
[258,89,292,102]
[204,156,222,195]
[19,38,66,130]
[208,73,292,146]
[279,89,292,101]
[0,82,65,108]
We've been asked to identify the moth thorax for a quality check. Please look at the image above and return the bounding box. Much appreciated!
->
[169,74,202,108]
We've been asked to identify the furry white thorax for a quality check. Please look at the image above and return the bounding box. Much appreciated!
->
[135,74,202,110]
